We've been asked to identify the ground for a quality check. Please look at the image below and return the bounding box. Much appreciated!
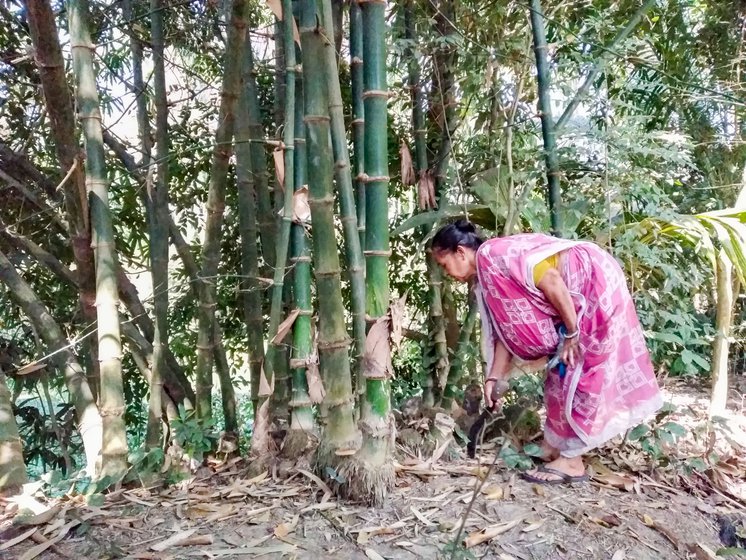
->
[2,380,745,560]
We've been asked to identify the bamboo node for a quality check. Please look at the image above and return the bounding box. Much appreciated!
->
[304,115,331,124]
[325,395,355,407]
[362,175,389,183]
[289,359,308,369]
[307,194,335,205]
[361,90,390,100]
[317,337,351,350]
[363,250,392,257]
[99,406,126,417]
[289,398,314,408]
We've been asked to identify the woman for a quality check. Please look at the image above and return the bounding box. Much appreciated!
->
[432,220,663,484]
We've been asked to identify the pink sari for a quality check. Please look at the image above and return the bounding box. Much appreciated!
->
[476,234,662,457]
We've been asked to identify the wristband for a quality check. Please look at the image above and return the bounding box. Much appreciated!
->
[563,329,579,339]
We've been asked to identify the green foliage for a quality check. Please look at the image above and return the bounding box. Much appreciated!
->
[172,404,217,463]
[626,404,688,464]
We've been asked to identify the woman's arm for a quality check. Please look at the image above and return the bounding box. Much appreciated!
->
[484,339,511,409]
[537,268,579,367]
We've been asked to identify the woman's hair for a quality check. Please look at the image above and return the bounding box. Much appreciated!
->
[431,219,484,254]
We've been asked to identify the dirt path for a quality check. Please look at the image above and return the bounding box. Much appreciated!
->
[3,381,745,559]
[0,455,735,560]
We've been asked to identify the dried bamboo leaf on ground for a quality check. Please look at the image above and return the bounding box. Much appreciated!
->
[463,518,523,548]
[0,527,37,551]
[273,514,299,538]
[151,529,198,551]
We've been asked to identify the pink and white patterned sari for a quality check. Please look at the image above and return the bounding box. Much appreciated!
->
[475,233,663,457]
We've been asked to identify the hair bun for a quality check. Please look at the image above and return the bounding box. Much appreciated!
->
[454,219,476,234]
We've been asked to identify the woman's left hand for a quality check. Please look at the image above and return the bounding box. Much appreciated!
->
[561,335,580,368]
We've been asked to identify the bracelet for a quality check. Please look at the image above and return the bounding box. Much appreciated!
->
[563,329,579,339]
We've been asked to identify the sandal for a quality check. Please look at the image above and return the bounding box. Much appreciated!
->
[521,465,589,485]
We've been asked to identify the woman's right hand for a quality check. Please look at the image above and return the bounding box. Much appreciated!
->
[484,377,509,410]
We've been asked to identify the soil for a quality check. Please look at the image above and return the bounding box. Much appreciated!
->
[2,380,745,560]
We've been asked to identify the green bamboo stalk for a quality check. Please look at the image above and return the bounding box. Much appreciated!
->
[25,0,99,400]
[0,249,103,475]
[68,0,127,478]
[236,35,265,418]
[289,53,315,433]
[440,297,478,410]
[0,369,27,492]
[299,0,360,472]
[350,0,365,251]
[425,0,457,403]
[145,0,170,447]
[319,0,366,399]
[353,0,395,506]
[194,0,249,422]
[528,0,561,236]
[252,0,297,454]
[244,44,278,268]
[555,0,657,132]
[405,0,427,180]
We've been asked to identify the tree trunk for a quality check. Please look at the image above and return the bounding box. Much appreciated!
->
[0,370,27,494]
[528,0,561,235]
[0,249,103,475]
[68,0,127,478]
[350,0,365,252]
[24,0,99,401]
[194,0,249,422]
[299,0,361,476]
[350,0,395,507]
[710,250,734,416]
[320,0,366,400]
[235,35,266,418]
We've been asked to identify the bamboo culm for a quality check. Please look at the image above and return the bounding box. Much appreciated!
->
[252,0,298,455]
[289,44,315,433]
[319,0,367,400]
[235,35,266,418]
[350,0,365,251]
[68,0,128,478]
[299,0,361,471]
[528,0,561,236]
[349,0,396,507]
[194,0,249,422]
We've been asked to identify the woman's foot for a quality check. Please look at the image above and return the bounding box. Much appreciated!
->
[522,456,587,484]
[537,440,559,462]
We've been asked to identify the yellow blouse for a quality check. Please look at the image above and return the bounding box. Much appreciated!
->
[532,253,559,285]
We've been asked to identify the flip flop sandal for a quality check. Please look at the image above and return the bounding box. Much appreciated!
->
[521,465,589,486]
